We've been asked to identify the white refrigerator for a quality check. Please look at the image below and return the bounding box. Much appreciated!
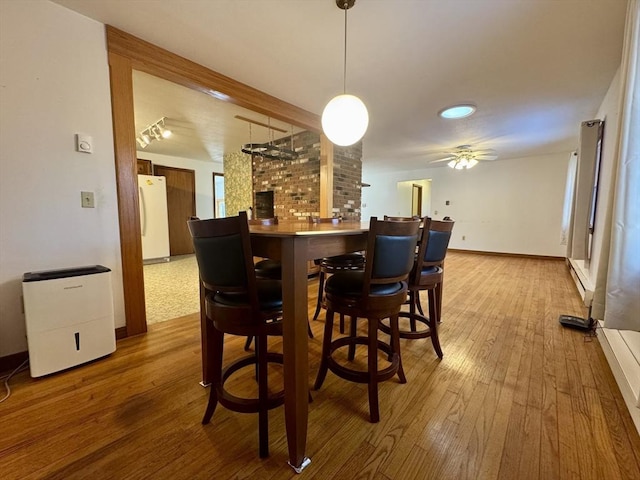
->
[138,174,170,261]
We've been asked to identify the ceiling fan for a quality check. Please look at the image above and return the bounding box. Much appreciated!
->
[429,145,498,169]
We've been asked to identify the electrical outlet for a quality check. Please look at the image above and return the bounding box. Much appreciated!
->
[81,191,95,208]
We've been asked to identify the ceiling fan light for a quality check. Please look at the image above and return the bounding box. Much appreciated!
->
[467,159,479,168]
[438,104,476,119]
[455,161,465,170]
[322,94,369,146]
[447,160,457,169]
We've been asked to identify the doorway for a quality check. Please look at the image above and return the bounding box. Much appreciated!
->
[396,179,431,218]
[411,184,423,217]
[153,164,196,256]
[107,26,321,336]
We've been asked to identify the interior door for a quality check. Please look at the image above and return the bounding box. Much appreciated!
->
[411,184,422,217]
[153,165,196,256]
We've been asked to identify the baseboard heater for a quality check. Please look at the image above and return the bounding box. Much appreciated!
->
[567,258,594,307]
[22,265,116,377]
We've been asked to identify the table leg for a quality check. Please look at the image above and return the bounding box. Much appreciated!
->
[280,237,311,472]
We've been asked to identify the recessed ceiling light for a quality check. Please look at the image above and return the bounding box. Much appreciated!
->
[438,104,476,119]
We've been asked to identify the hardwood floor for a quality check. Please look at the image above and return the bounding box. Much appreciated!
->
[2,252,639,479]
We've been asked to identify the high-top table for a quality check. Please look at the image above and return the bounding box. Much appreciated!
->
[198,220,369,472]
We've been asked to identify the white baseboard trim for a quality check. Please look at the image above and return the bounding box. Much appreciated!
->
[597,321,640,434]
[567,258,594,306]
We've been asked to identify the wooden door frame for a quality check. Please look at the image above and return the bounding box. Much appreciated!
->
[153,164,196,256]
[106,26,323,336]
[411,183,422,217]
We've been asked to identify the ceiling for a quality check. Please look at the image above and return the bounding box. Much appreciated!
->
[132,70,303,163]
[52,0,627,172]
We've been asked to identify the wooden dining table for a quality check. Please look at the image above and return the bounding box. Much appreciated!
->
[198,219,369,472]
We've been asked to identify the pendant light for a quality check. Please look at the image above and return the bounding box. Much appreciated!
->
[321,0,368,147]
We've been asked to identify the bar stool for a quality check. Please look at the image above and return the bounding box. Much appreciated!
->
[380,218,454,358]
[314,216,421,423]
[250,217,282,280]
[247,216,313,348]
[310,217,365,332]
[188,212,285,458]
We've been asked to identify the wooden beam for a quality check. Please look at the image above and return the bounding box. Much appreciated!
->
[106,25,322,339]
[108,52,147,337]
[320,134,334,217]
[106,26,321,132]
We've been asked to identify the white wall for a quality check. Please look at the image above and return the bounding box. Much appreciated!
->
[362,152,570,257]
[136,152,223,220]
[0,1,125,356]
[392,179,431,218]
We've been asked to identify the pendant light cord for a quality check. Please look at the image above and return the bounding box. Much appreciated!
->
[343,1,348,94]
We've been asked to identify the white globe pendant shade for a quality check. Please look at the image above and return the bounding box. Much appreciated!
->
[321,94,369,146]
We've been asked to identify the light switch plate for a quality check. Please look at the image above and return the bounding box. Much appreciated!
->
[81,191,95,208]
[76,134,93,154]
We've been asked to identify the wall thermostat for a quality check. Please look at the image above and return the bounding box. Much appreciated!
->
[76,134,93,154]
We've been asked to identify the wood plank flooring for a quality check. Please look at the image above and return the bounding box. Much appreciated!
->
[1,252,639,479]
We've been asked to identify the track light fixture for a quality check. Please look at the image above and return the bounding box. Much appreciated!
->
[136,117,172,149]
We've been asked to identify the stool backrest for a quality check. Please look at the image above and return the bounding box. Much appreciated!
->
[362,217,421,295]
[422,219,455,266]
[188,211,260,310]
[383,215,421,221]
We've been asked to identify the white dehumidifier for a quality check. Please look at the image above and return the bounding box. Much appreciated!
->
[22,265,116,377]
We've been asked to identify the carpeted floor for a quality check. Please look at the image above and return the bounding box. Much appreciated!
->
[143,254,200,324]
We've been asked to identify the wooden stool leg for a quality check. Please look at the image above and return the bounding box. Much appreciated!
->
[314,309,335,390]
[390,314,406,383]
[436,281,443,323]
[202,328,224,424]
[312,271,326,321]
[257,334,269,457]
[307,320,314,339]
[428,290,443,359]
[409,291,418,332]
[416,290,425,316]
[368,318,380,423]
[244,336,253,351]
[348,315,357,361]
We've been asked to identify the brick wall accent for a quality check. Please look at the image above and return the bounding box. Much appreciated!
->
[333,142,362,220]
[250,131,362,221]
[252,131,321,221]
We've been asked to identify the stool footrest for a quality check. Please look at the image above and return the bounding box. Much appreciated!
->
[217,352,285,413]
[326,336,400,384]
[380,312,433,340]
